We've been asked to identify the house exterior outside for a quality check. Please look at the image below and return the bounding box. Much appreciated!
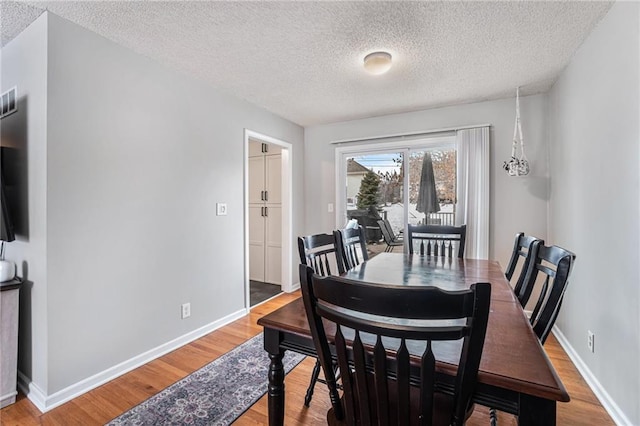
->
[346,158,370,209]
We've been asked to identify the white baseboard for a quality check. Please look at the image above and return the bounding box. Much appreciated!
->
[18,308,247,413]
[0,390,18,408]
[287,282,300,292]
[17,371,47,412]
[552,327,633,426]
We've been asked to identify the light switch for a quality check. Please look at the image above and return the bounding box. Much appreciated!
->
[216,203,228,216]
[328,203,334,213]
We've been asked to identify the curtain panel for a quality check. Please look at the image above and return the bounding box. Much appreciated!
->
[456,127,490,259]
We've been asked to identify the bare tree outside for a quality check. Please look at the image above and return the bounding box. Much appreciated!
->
[377,149,456,205]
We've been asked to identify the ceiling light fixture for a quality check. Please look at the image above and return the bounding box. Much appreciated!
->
[363,51,392,75]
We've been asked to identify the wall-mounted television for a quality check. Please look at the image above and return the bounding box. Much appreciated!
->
[0,176,15,242]
[1,92,28,240]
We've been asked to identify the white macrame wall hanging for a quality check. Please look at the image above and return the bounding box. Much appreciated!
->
[503,87,530,176]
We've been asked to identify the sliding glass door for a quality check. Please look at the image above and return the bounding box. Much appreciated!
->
[336,136,456,252]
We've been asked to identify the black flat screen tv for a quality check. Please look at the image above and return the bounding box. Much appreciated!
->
[0,176,15,242]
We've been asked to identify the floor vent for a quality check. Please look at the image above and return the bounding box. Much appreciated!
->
[0,87,17,119]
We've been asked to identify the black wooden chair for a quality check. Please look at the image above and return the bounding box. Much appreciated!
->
[377,219,403,253]
[299,264,491,426]
[516,241,576,344]
[334,225,369,273]
[407,224,466,258]
[298,233,341,277]
[489,242,576,426]
[297,233,342,406]
[504,233,543,295]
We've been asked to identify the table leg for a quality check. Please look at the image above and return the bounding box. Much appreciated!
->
[263,329,285,426]
[518,394,556,426]
[267,351,285,426]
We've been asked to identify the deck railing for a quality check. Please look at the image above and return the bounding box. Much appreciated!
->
[424,212,455,226]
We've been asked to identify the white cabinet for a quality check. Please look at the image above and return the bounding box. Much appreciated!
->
[249,141,282,285]
[0,279,21,408]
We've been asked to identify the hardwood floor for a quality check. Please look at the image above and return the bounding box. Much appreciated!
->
[1,292,614,425]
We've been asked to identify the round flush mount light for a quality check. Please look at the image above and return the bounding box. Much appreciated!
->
[363,51,392,75]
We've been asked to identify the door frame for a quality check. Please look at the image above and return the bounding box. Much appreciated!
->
[244,129,293,311]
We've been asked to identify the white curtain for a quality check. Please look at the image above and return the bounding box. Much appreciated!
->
[456,127,490,259]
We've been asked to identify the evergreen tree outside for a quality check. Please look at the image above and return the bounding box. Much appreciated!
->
[356,171,380,209]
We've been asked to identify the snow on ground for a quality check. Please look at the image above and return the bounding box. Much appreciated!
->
[382,203,454,233]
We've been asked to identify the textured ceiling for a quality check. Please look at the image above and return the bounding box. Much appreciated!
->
[2,1,612,126]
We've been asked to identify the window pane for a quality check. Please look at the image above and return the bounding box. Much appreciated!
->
[345,153,403,247]
[407,148,457,227]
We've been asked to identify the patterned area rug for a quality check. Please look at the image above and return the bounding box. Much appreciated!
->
[108,334,304,425]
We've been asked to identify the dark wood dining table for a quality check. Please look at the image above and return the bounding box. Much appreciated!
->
[257,253,569,425]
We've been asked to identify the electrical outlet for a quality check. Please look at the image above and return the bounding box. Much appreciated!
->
[181,303,191,319]
[587,330,595,353]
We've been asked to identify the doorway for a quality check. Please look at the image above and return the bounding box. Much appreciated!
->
[244,130,292,309]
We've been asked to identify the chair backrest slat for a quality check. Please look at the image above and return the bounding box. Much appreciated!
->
[420,342,436,426]
[408,224,466,258]
[299,264,491,426]
[373,336,390,424]
[396,339,410,425]
[352,331,371,425]
[334,326,355,422]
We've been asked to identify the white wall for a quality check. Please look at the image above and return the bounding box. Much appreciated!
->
[3,11,305,402]
[304,95,549,266]
[0,13,49,396]
[547,2,639,424]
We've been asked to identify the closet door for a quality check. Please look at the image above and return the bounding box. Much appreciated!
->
[248,140,265,157]
[265,154,282,204]
[248,142,282,286]
[248,205,265,282]
[265,205,282,284]
[248,156,265,204]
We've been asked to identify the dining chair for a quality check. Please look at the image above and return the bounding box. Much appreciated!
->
[407,224,466,258]
[516,241,576,344]
[489,242,576,426]
[334,225,369,273]
[299,264,491,426]
[298,233,341,277]
[504,233,543,294]
[297,232,341,406]
[377,219,403,253]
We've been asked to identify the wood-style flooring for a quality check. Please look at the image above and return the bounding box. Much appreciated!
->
[0,292,614,425]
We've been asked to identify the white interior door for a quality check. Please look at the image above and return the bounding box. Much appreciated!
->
[248,142,283,286]
[248,156,265,204]
[265,154,282,204]
[248,204,265,281]
[265,205,282,284]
